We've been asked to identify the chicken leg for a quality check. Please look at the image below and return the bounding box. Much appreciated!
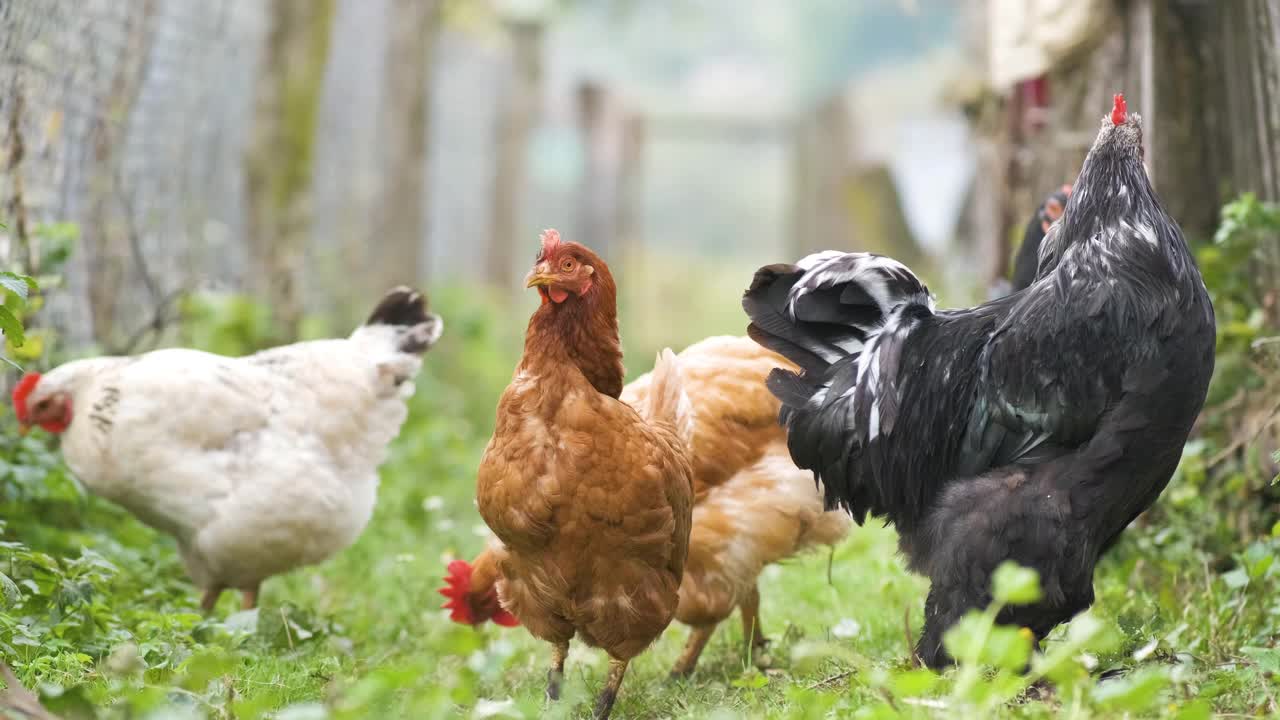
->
[241,584,260,610]
[200,586,225,614]
[669,626,715,678]
[739,585,771,668]
[546,640,569,701]
[593,657,629,720]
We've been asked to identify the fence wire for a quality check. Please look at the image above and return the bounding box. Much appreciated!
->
[0,0,265,348]
[0,0,514,348]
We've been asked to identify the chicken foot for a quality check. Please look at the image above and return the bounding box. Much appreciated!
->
[546,641,569,701]
[593,657,629,720]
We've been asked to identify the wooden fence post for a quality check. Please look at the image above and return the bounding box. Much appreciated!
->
[488,19,544,289]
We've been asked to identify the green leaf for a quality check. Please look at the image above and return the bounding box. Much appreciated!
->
[1090,667,1170,713]
[1173,699,1214,720]
[980,625,1034,671]
[177,647,236,691]
[885,668,940,697]
[992,561,1043,605]
[1221,567,1250,589]
[39,683,99,720]
[0,304,24,347]
[1242,542,1274,579]
[1241,646,1280,674]
[0,571,21,604]
[0,271,35,300]
[941,610,989,662]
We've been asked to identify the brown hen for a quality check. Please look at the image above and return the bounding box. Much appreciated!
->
[448,335,850,678]
[622,336,850,675]
[474,229,693,719]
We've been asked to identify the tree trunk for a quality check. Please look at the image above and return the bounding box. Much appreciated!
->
[488,20,544,289]
[244,0,335,342]
[368,0,441,296]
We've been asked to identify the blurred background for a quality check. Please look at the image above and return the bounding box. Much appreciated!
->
[0,0,1270,362]
[1,1,1280,715]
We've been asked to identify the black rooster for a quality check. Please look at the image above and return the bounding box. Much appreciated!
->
[1010,184,1072,291]
[743,94,1215,668]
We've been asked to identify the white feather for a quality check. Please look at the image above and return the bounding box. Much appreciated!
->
[30,329,428,593]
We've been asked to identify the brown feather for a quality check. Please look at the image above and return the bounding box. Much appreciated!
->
[476,241,693,673]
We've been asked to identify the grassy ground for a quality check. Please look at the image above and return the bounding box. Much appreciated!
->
[3,289,1279,719]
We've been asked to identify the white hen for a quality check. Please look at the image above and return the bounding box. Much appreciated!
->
[11,287,442,611]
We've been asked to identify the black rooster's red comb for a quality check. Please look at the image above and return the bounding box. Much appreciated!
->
[1111,93,1126,126]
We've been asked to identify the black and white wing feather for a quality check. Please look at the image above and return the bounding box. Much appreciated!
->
[743,252,938,521]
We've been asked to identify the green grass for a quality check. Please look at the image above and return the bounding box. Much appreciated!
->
[3,289,1279,719]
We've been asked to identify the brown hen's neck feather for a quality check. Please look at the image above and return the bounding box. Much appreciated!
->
[521,269,624,398]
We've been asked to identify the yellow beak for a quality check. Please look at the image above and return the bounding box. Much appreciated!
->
[525,262,553,289]
[17,423,31,436]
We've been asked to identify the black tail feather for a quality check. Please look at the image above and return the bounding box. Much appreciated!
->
[742,265,843,376]
[747,323,828,377]
[743,251,936,525]
[364,286,443,355]
[765,367,815,409]
[366,286,429,327]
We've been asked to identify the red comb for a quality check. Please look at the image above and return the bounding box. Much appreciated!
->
[438,559,519,627]
[11,372,41,422]
[1111,93,1126,126]
[539,228,562,255]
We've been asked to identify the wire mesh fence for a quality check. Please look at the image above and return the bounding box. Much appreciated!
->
[0,0,797,352]
[0,0,267,348]
[0,0,522,348]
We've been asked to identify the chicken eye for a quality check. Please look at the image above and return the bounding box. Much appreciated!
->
[561,258,575,272]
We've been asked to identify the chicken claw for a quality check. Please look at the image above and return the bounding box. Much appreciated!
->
[593,657,629,720]
[546,641,568,702]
